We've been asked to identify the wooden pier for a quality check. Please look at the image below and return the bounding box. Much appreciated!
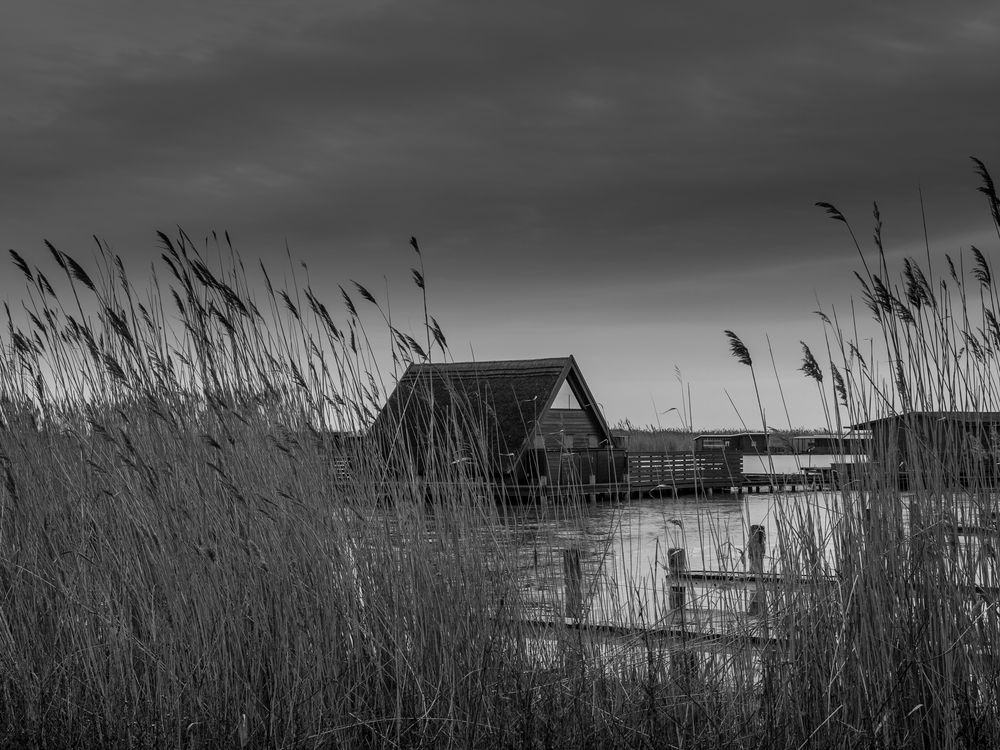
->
[529,523,1000,663]
[337,449,861,500]
[503,450,850,500]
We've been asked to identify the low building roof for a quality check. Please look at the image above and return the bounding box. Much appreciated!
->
[852,412,1000,430]
[694,432,769,440]
[794,431,871,439]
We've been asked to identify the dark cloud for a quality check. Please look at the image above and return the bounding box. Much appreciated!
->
[3,0,1000,423]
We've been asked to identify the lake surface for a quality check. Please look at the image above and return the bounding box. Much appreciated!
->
[493,487,995,629]
[499,490,844,626]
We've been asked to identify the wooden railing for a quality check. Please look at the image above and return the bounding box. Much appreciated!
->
[627,451,743,488]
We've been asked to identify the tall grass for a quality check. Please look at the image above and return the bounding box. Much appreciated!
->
[0,232,745,748]
[3,155,1000,748]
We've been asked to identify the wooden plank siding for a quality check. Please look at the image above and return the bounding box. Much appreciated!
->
[628,451,743,490]
[524,448,627,486]
[536,408,605,451]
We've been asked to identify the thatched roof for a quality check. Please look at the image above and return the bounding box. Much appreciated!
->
[374,356,612,465]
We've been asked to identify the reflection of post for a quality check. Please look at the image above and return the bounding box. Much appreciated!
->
[563,548,583,620]
[670,582,693,686]
[748,524,766,616]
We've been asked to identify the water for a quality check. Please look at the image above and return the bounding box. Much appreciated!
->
[491,487,998,632]
[499,490,844,629]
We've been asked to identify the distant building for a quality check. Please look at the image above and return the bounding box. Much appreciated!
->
[767,433,795,454]
[792,432,871,455]
[374,356,621,488]
[852,412,1000,487]
[693,432,769,453]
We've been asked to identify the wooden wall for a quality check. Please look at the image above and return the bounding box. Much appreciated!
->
[517,447,625,486]
[536,408,603,451]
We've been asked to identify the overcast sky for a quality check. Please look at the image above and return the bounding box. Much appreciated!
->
[3,1,1000,428]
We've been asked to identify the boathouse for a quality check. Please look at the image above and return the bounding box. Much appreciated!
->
[792,431,871,454]
[853,412,1000,487]
[693,432,768,453]
[374,356,622,491]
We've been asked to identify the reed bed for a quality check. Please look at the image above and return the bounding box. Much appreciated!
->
[2,161,1000,747]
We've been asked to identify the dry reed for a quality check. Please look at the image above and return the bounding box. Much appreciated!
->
[2,160,1000,747]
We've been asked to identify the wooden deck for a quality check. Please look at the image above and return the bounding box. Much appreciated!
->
[500,450,781,500]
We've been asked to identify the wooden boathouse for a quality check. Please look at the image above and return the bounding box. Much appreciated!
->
[374,357,622,493]
[374,356,745,498]
[693,432,768,453]
[853,412,1000,488]
[791,431,870,454]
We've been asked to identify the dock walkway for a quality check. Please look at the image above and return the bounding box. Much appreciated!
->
[506,450,857,499]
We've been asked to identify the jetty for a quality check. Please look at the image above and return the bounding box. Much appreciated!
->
[371,355,866,501]
[491,448,857,501]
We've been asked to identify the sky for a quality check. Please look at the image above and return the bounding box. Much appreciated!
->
[3,1,1000,429]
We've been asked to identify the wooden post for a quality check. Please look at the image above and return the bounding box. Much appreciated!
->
[667,547,686,576]
[748,524,765,616]
[748,524,765,573]
[588,473,596,505]
[667,546,688,619]
[563,548,583,620]
[669,584,686,610]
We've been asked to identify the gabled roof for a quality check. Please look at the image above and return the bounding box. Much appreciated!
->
[374,356,612,464]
